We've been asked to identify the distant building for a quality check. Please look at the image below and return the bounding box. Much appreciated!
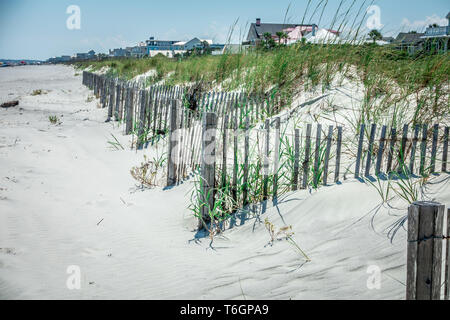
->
[72,50,96,61]
[60,55,71,62]
[145,36,223,57]
[47,55,73,64]
[304,28,340,44]
[245,18,317,45]
[109,48,128,57]
[420,11,450,52]
[130,45,147,58]
[394,32,425,54]
[146,37,181,57]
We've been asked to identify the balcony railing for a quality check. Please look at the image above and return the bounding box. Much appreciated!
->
[424,26,450,37]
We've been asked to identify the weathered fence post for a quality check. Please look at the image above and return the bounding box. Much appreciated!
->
[313,124,322,187]
[399,124,409,172]
[125,87,134,135]
[365,124,377,177]
[323,125,333,185]
[386,127,397,174]
[137,89,146,149]
[167,100,178,186]
[445,208,450,300]
[420,124,428,176]
[335,126,342,183]
[430,124,439,173]
[409,124,420,175]
[375,125,387,176]
[232,114,238,208]
[293,129,300,191]
[273,117,281,199]
[443,127,449,173]
[406,201,445,300]
[221,115,229,191]
[263,119,270,200]
[199,112,217,230]
[302,124,312,189]
[243,116,250,207]
[355,124,365,179]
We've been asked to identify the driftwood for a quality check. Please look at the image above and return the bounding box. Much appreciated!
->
[1,100,19,108]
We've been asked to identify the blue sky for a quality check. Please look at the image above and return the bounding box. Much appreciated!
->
[0,0,448,60]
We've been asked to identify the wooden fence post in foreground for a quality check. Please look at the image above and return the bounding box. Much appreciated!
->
[166,100,178,186]
[445,208,450,300]
[406,201,445,300]
[199,112,217,230]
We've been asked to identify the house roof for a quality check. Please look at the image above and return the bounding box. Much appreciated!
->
[247,22,315,41]
[395,32,425,44]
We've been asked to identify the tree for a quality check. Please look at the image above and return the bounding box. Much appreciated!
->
[276,31,288,45]
[368,29,382,43]
[262,32,276,49]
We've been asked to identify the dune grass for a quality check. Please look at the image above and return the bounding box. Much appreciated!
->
[76,44,449,126]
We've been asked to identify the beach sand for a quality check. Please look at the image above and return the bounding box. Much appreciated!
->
[0,65,448,300]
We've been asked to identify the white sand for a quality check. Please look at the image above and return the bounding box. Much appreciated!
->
[0,65,449,300]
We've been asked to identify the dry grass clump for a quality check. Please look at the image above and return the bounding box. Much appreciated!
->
[130,154,166,188]
[31,89,47,96]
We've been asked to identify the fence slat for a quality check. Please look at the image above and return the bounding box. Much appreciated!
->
[420,124,428,176]
[313,124,322,187]
[365,124,377,177]
[293,129,300,191]
[409,124,420,175]
[430,124,439,173]
[137,90,146,149]
[221,115,229,190]
[243,116,250,207]
[386,127,397,174]
[263,119,270,200]
[399,124,409,172]
[335,126,342,183]
[355,124,365,179]
[232,114,238,209]
[323,126,333,185]
[125,87,134,135]
[375,125,387,176]
[303,124,312,189]
[445,208,450,300]
[443,127,449,173]
[273,117,281,199]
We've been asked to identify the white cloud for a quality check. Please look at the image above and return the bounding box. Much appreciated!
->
[400,14,447,32]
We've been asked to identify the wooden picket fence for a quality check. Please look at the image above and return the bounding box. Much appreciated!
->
[82,72,449,225]
[82,71,283,149]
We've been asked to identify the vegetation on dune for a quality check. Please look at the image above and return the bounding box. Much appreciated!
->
[76,44,449,126]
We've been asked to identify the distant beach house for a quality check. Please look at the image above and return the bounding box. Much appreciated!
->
[393,12,449,54]
[420,11,450,52]
[109,48,128,57]
[146,37,183,58]
[72,50,96,61]
[245,18,318,45]
[146,36,223,57]
[130,43,147,58]
[47,55,71,63]
[394,32,425,54]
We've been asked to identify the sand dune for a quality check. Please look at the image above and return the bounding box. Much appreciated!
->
[0,65,448,300]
